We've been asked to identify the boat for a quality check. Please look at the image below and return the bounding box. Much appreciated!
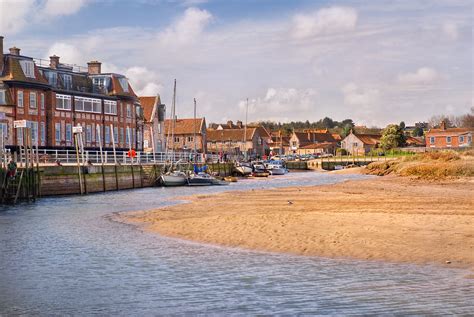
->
[234,162,253,176]
[187,172,214,186]
[252,162,270,177]
[264,160,288,175]
[160,170,187,186]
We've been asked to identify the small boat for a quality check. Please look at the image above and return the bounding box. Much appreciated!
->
[252,162,270,177]
[187,172,214,186]
[160,171,187,186]
[264,160,288,175]
[234,162,253,176]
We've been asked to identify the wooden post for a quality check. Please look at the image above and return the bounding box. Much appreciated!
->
[74,133,84,195]
[114,165,119,191]
[101,164,106,192]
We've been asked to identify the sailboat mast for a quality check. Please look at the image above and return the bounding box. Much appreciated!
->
[193,98,197,160]
[244,97,248,161]
[170,79,177,162]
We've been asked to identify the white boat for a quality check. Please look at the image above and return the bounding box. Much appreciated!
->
[161,171,187,186]
[234,162,253,176]
[264,161,288,175]
[187,172,214,186]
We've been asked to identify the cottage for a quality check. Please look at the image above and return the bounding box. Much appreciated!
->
[139,95,166,152]
[340,131,381,155]
[164,117,207,153]
[289,130,338,155]
[206,127,269,158]
[425,121,473,149]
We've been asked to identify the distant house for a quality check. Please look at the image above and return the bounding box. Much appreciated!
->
[268,131,290,155]
[425,121,473,149]
[206,127,269,158]
[164,117,207,153]
[340,131,381,155]
[139,95,166,152]
[209,120,244,130]
[405,136,425,147]
[289,129,338,155]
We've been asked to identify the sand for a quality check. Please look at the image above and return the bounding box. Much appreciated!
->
[118,173,474,269]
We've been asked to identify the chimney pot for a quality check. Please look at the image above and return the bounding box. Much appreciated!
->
[440,120,447,130]
[87,60,101,74]
[236,120,243,128]
[9,46,20,56]
[227,120,233,127]
[50,55,60,69]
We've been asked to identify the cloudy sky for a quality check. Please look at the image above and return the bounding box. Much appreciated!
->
[1,0,472,126]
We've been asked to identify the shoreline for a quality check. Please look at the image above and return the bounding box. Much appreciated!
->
[115,171,474,270]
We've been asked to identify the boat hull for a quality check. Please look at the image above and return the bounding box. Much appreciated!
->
[160,174,187,186]
[268,168,287,175]
[234,165,253,176]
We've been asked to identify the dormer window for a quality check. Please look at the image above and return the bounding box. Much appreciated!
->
[45,71,57,86]
[19,60,35,78]
[119,78,129,92]
[61,74,72,90]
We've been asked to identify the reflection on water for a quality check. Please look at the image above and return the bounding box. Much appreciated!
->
[0,172,473,315]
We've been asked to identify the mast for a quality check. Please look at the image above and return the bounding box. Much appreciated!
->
[244,97,248,161]
[193,98,197,161]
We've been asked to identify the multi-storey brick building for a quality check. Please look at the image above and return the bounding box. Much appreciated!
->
[0,36,144,151]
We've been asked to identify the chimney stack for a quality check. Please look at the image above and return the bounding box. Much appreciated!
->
[87,60,101,74]
[236,120,243,128]
[227,120,233,128]
[9,46,20,56]
[440,120,447,131]
[50,55,60,69]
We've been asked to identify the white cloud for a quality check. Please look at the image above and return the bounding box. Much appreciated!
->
[159,7,212,45]
[46,42,85,64]
[0,0,88,34]
[397,67,439,85]
[342,82,380,107]
[292,6,358,39]
[124,67,164,96]
[442,21,458,40]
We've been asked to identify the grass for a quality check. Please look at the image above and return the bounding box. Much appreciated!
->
[365,150,474,180]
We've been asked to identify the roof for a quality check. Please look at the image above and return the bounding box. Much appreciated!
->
[164,118,205,135]
[353,133,381,145]
[206,128,258,142]
[300,142,334,149]
[139,95,161,122]
[293,131,337,144]
[1,55,49,86]
[405,136,425,146]
[332,133,342,141]
[426,127,474,137]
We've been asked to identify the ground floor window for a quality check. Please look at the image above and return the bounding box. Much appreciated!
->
[55,123,61,144]
[0,122,8,140]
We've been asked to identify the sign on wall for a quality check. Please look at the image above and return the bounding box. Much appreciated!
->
[13,120,27,128]
[73,126,83,134]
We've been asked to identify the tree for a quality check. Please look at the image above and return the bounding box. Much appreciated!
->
[380,124,406,150]
[321,117,335,129]
[341,124,353,138]
[399,121,405,129]
[460,107,474,128]
[411,126,424,137]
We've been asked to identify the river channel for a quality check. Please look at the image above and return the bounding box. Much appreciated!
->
[1,172,473,315]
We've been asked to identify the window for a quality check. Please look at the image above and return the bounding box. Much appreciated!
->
[188,136,194,142]
[27,121,38,145]
[292,141,297,147]
[119,78,129,92]
[56,94,72,110]
[126,127,130,145]
[174,137,180,143]
[65,124,72,142]
[0,122,8,139]
[120,128,124,144]
[40,93,45,109]
[105,126,110,144]
[113,127,118,144]
[61,74,72,90]
[468,135,472,143]
[430,137,435,144]
[40,122,45,144]
[460,136,464,143]
[17,128,23,145]
[29,92,37,108]
[18,91,24,107]
[446,136,451,144]
[19,60,35,78]
[75,96,101,113]
[0,90,5,104]
[45,71,57,86]
[55,123,61,143]
[126,103,132,118]
[86,125,92,143]
[104,100,117,115]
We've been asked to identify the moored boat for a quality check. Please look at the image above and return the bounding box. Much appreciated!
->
[234,162,253,176]
[187,172,214,186]
[160,171,188,186]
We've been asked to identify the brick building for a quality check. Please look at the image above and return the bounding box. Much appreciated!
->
[425,121,473,149]
[164,118,207,153]
[0,36,144,150]
[289,129,338,154]
[139,95,166,152]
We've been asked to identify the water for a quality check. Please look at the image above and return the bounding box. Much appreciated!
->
[1,172,473,315]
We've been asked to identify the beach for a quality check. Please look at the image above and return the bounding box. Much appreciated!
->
[119,172,474,269]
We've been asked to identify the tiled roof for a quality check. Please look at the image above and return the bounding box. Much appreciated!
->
[206,128,257,142]
[300,142,334,149]
[139,96,160,122]
[164,118,205,135]
[0,56,49,85]
[332,133,342,141]
[354,133,381,145]
[405,136,425,146]
[294,131,337,144]
[426,128,474,136]
[110,75,137,98]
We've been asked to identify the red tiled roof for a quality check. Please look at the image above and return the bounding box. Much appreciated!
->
[1,56,49,85]
[294,131,337,144]
[405,136,425,146]
[332,133,342,141]
[206,128,257,142]
[300,142,334,149]
[139,95,161,122]
[354,134,381,145]
[164,118,205,135]
[426,128,473,137]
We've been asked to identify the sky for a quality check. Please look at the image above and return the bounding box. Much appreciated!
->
[0,0,472,126]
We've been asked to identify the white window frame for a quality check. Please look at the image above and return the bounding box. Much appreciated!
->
[0,122,8,139]
[40,122,45,144]
[66,123,72,142]
[126,103,132,118]
[40,93,45,110]
[104,100,117,115]
[55,123,61,143]
[74,96,101,113]
[19,60,35,78]
[29,92,37,108]
[446,136,452,144]
[56,94,72,110]
[18,90,24,107]
[62,74,72,90]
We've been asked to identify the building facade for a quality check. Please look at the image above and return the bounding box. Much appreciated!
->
[164,118,207,153]
[425,121,473,149]
[139,95,166,152]
[289,130,338,154]
[340,131,381,155]
[0,36,144,151]
[206,127,269,158]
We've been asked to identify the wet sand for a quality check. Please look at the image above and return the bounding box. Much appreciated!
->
[118,173,474,269]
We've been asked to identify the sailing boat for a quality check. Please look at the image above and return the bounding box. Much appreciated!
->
[160,79,187,186]
[187,98,215,186]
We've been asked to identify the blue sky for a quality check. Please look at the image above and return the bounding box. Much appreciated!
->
[1,0,472,126]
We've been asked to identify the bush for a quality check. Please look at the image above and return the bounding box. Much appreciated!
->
[336,148,347,156]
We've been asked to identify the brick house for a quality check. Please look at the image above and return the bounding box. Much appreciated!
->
[340,131,381,155]
[206,127,270,158]
[289,129,338,154]
[164,118,207,153]
[425,121,473,148]
[139,95,166,152]
[0,36,144,151]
